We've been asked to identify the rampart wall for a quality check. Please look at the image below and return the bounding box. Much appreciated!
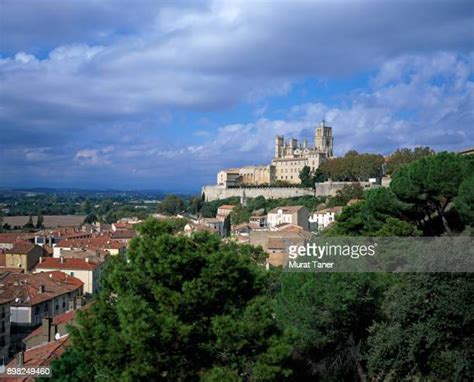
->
[201,181,372,202]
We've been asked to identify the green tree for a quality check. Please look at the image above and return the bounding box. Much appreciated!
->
[223,214,231,237]
[455,173,474,226]
[373,217,420,236]
[326,183,364,207]
[390,152,470,233]
[230,205,251,225]
[157,194,185,215]
[188,196,203,215]
[81,199,93,215]
[299,165,313,187]
[36,213,44,229]
[386,147,433,176]
[23,214,34,230]
[276,273,387,380]
[367,274,474,381]
[83,213,98,225]
[319,151,384,181]
[313,168,327,183]
[326,188,406,236]
[50,219,292,381]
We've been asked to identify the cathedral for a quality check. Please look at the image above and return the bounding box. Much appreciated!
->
[217,121,334,186]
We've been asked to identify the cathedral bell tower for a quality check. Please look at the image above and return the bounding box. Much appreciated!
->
[315,120,334,157]
[274,135,284,158]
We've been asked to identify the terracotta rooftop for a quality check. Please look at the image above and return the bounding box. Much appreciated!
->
[56,236,125,250]
[0,272,83,306]
[275,223,307,233]
[268,205,306,214]
[35,257,101,271]
[218,205,236,210]
[5,241,37,255]
[6,335,69,376]
[24,310,77,342]
[184,223,217,234]
[110,230,136,239]
[0,233,32,245]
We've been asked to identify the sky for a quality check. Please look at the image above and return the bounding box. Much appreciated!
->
[0,0,473,192]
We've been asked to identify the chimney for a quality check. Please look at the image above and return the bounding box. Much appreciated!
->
[85,257,90,263]
[16,351,24,366]
[38,284,45,293]
[39,256,43,263]
[42,317,52,342]
[60,256,64,264]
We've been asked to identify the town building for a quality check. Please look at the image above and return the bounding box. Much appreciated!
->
[198,218,226,237]
[4,242,43,271]
[216,205,236,221]
[0,271,83,354]
[249,213,268,229]
[309,206,343,231]
[34,257,103,295]
[272,121,334,184]
[183,222,218,236]
[249,229,311,268]
[23,307,84,350]
[52,236,126,257]
[267,206,310,230]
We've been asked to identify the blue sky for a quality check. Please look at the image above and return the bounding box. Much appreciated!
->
[1,0,473,192]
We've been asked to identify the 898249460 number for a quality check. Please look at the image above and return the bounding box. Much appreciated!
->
[4,367,51,377]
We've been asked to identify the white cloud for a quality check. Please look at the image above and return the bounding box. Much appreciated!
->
[1,1,473,189]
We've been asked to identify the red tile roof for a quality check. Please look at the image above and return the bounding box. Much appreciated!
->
[5,241,36,255]
[24,310,77,341]
[218,205,236,210]
[36,257,101,271]
[110,230,136,239]
[0,233,34,245]
[42,270,84,287]
[0,272,83,306]
[6,335,70,378]
[268,205,306,214]
[56,236,125,250]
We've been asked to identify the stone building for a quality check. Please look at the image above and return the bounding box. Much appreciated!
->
[271,120,334,184]
[217,165,275,187]
[267,206,310,231]
[4,241,43,271]
[216,120,334,187]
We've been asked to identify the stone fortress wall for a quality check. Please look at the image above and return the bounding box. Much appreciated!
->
[202,180,373,202]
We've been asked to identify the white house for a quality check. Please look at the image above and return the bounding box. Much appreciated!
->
[199,218,226,236]
[267,206,310,231]
[34,257,103,295]
[309,207,343,231]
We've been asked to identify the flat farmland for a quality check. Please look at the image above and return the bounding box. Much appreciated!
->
[3,215,87,228]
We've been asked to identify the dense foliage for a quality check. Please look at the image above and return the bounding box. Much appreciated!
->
[385,146,434,175]
[319,150,385,181]
[51,219,293,381]
[367,273,474,380]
